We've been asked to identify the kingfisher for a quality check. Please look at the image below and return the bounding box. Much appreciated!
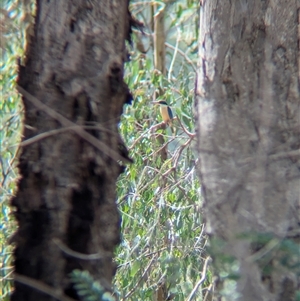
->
[153,100,174,125]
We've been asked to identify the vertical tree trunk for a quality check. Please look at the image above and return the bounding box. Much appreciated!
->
[11,1,131,300]
[196,1,300,301]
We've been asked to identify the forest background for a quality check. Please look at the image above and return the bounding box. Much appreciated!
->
[1,1,299,301]
[2,1,205,300]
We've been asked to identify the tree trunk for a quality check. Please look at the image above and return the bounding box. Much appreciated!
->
[195,1,300,301]
[11,1,131,300]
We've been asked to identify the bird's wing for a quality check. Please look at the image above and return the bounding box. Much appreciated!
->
[167,106,173,120]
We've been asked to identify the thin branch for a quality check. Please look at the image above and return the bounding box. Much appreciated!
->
[165,42,197,73]
[130,1,165,8]
[193,224,205,250]
[185,256,212,301]
[149,135,176,158]
[118,248,168,268]
[0,157,7,187]
[269,149,300,161]
[168,29,180,81]
[173,137,194,167]
[0,144,21,187]
[202,283,214,301]
[176,117,196,138]
[0,270,14,281]
[14,274,77,301]
[17,85,130,164]
[246,238,280,262]
[121,255,157,300]
[20,125,117,148]
[53,238,111,260]
[149,120,169,133]
[129,127,152,150]
[235,148,300,167]
[131,30,197,72]
[161,136,194,177]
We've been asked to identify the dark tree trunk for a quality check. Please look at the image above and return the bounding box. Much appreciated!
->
[11,1,131,300]
[195,1,300,301]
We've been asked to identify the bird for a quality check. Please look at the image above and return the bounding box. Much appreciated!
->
[153,100,174,125]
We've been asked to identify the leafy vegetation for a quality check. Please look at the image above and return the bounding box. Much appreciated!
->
[0,1,29,299]
[71,270,116,301]
[114,2,207,300]
[1,1,209,300]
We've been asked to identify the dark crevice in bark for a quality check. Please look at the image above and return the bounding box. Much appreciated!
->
[11,1,132,300]
[67,187,94,252]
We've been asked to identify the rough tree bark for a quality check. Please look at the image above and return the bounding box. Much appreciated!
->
[196,1,299,301]
[11,1,132,300]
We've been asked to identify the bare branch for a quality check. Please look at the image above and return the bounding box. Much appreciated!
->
[53,238,112,260]
[185,256,211,301]
[121,255,157,300]
[14,274,76,301]
[175,117,195,138]
[17,85,130,164]
[165,43,197,73]
[20,125,117,148]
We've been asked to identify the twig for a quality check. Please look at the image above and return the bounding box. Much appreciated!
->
[168,29,180,81]
[0,269,14,281]
[53,238,111,260]
[149,120,169,133]
[118,247,168,268]
[161,136,193,177]
[149,136,176,158]
[236,149,300,167]
[20,125,117,148]
[165,42,197,73]
[0,157,7,187]
[121,255,157,300]
[129,127,152,150]
[193,224,205,250]
[14,274,77,301]
[185,256,211,301]
[269,149,300,161]
[173,137,193,167]
[131,29,197,72]
[176,117,195,138]
[202,283,214,301]
[17,85,130,164]
[246,238,280,262]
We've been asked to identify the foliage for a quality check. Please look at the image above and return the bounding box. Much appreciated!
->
[0,0,31,299]
[244,232,300,276]
[2,1,297,300]
[114,1,207,300]
[70,270,116,301]
[208,232,300,299]
[1,0,209,300]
